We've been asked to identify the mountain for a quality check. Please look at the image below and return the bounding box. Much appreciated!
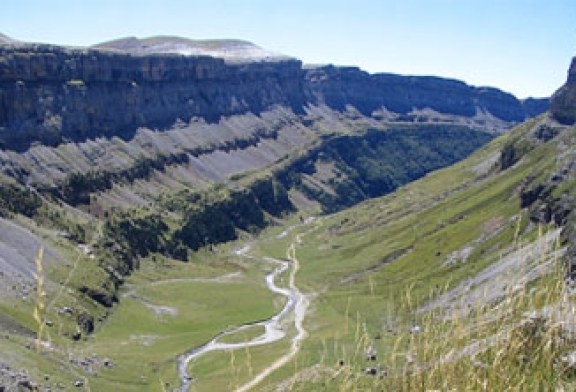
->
[0,36,549,258]
[93,35,290,62]
[0,36,547,151]
[0,35,566,391]
[551,56,576,278]
[0,36,548,202]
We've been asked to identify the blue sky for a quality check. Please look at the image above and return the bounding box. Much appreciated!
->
[1,0,574,98]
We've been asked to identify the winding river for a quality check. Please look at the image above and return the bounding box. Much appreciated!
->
[177,223,311,392]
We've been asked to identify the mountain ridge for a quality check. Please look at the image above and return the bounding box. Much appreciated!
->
[0,36,548,153]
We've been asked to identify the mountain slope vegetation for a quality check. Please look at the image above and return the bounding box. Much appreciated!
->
[0,36,569,391]
[1,106,571,391]
[248,113,575,391]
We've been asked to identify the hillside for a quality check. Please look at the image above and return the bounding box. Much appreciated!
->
[0,36,549,297]
[199,62,575,390]
[0,35,548,220]
[0,35,566,391]
[0,58,567,391]
[244,58,575,391]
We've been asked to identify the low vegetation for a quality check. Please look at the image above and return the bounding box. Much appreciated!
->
[0,113,573,390]
[278,125,493,212]
[239,115,575,390]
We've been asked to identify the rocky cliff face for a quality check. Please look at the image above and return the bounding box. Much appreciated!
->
[551,57,576,125]
[0,42,547,151]
[304,66,540,122]
[0,44,304,150]
[550,56,576,277]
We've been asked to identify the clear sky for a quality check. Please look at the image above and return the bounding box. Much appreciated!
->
[1,0,574,98]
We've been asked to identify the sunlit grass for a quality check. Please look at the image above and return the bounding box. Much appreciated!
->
[287,225,574,390]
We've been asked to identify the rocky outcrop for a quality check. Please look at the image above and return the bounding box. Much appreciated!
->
[564,208,576,280]
[551,57,576,125]
[0,41,548,152]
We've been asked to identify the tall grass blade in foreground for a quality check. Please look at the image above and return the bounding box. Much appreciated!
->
[33,246,45,352]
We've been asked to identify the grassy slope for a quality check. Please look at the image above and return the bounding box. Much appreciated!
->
[0,241,284,391]
[80,246,289,391]
[1,116,572,391]
[233,116,575,390]
[74,115,565,391]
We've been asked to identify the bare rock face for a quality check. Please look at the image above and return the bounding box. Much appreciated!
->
[0,38,549,152]
[562,189,576,280]
[549,56,576,277]
[0,44,305,150]
[551,57,576,125]
[303,65,542,122]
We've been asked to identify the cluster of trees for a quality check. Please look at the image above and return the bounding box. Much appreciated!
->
[98,177,293,275]
[0,184,42,217]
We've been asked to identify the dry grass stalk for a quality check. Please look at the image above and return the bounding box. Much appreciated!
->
[33,246,45,352]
